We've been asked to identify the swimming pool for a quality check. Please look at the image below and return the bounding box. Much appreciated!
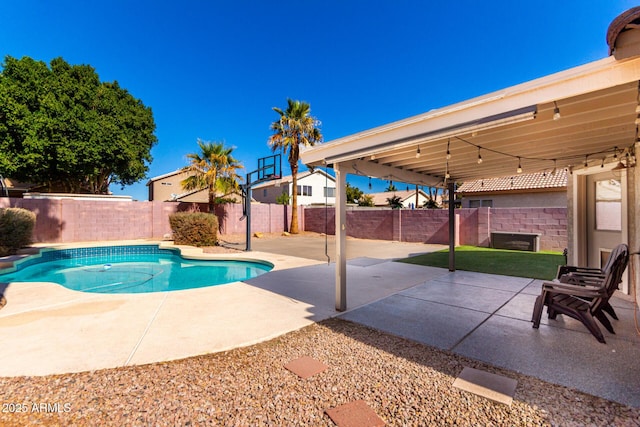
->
[0,245,273,294]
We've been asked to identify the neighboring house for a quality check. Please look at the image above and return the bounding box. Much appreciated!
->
[252,169,336,205]
[367,189,434,208]
[457,169,568,208]
[146,170,240,203]
[0,177,38,198]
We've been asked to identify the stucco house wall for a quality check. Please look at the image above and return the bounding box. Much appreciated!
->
[461,190,567,208]
[147,170,191,202]
[253,170,336,205]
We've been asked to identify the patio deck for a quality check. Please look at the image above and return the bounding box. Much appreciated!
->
[0,236,638,409]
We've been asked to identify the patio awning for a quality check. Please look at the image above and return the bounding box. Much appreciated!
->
[300,11,640,311]
[302,55,640,184]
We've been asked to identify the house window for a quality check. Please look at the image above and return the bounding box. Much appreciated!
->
[468,199,492,208]
[595,179,621,231]
[297,185,312,196]
[324,187,335,197]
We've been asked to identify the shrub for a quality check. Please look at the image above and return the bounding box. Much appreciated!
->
[0,208,36,256]
[169,212,218,247]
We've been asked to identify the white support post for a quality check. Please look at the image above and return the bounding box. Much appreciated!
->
[335,163,347,311]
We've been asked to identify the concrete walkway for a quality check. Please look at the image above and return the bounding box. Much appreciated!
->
[0,236,638,409]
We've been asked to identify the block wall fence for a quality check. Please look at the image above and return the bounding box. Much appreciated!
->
[0,198,301,244]
[1,198,566,250]
[303,206,568,251]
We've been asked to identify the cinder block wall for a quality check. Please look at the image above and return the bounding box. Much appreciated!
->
[489,208,567,251]
[0,198,179,243]
[0,198,303,243]
[303,206,567,251]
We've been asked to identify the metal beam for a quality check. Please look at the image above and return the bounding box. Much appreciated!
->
[341,159,443,187]
[335,163,347,311]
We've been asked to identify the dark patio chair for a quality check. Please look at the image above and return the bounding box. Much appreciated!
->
[531,243,629,343]
[554,243,629,321]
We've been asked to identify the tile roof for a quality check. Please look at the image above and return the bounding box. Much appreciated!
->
[457,169,568,194]
[368,189,429,206]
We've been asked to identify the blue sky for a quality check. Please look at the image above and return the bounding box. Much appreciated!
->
[1,1,637,200]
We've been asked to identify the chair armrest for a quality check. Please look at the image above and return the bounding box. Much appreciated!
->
[559,272,606,286]
[542,280,607,298]
[557,265,603,278]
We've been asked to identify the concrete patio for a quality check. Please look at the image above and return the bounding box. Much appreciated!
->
[0,236,638,409]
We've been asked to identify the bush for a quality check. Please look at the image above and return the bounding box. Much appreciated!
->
[0,208,36,256]
[169,212,218,247]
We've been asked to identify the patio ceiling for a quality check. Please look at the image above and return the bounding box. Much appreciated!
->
[301,55,640,186]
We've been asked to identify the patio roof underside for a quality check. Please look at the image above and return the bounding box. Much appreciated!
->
[302,58,640,186]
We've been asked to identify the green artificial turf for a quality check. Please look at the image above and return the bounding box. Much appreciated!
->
[397,245,565,280]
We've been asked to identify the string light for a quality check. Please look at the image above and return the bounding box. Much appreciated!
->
[449,136,627,177]
[416,145,421,159]
[553,101,561,120]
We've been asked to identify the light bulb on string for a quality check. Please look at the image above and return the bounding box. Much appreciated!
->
[477,147,483,164]
[517,157,523,174]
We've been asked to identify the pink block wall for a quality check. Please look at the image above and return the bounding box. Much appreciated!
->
[216,203,302,234]
[1,198,566,250]
[489,207,567,252]
[303,206,568,251]
[0,198,302,244]
[0,198,179,243]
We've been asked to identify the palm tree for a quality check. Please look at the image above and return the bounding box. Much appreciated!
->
[268,99,322,233]
[181,140,243,214]
[387,195,403,209]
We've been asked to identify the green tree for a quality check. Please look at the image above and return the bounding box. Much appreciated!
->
[387,195,403,209]
[268,99,322,234]
[181,140,243,214]
[276,192,290,205]
[423,198,440,209]
[358,194,374,207]
[0,56,157,193]
[346,183,363,204]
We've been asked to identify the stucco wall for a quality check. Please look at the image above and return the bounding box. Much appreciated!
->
[253,172,336,205]
[461,191,567,208]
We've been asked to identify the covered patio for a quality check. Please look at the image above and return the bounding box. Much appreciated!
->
[301,8,640,313]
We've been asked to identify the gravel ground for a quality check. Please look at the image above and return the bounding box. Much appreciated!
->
[1,318,638,426]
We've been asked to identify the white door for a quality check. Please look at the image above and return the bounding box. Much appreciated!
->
[585,170,627,292]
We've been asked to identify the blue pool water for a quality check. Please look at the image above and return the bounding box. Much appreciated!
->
[0,245,273,294]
